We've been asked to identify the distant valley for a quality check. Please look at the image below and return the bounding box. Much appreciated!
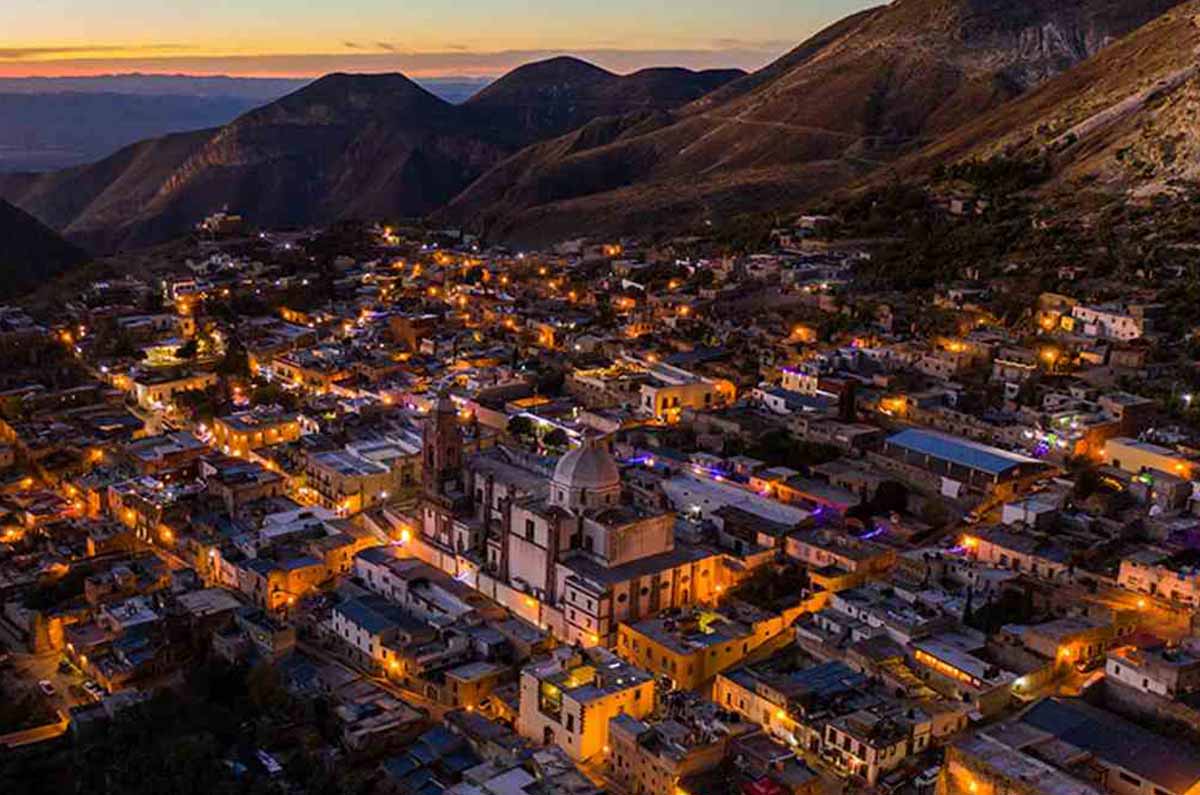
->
[0,75,492,172]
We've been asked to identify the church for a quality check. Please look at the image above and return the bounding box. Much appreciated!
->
[403,395,725,646]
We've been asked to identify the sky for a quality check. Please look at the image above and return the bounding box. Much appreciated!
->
[0,0,876,78]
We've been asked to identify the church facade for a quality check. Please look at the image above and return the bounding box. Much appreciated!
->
[403,396,725,646]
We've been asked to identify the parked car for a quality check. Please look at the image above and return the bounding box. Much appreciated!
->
[83,681,105,700]
[914,766,942,791]
[37,679,56,697]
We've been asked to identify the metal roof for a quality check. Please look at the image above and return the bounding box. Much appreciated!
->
[887,428,1041,476]
[1022,698,1200,794]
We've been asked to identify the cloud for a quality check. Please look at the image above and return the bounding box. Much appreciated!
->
[376,42,399,53]
[709,37,794,50]
[0,44,191,60]
[0,45,788,79]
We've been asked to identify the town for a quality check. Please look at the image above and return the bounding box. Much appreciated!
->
[1,215,1199,795]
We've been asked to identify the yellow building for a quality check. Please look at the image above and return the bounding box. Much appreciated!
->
[131,371,218,412]
[271,348,350,394]
[637,359,736,423]
[617,606,793,691]
[211,411,302,457]
[518,647,655,762]
[1104,437,1193,479]
[304,442,419,516]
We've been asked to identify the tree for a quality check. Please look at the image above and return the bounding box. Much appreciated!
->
[174,388,218,421]
[217,338,250,377]
[174,338,199,360]
[507,416,534,439]
[543,428,569,449]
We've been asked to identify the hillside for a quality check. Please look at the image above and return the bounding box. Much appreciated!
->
[0,199,88,298]
[0,60,741,254]
[890,0,1200,195]
[441,0,1185,245]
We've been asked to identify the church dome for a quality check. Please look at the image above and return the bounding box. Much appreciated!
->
[552,440,620,493]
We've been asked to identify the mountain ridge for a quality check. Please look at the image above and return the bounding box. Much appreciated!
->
[0,57,744,253]
[440,0,1186,245]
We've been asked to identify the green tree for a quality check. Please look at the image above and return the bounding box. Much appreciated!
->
[507,415,534,439]
[217,338,251,377]
[543,428,570,449]
[174,338,199,360]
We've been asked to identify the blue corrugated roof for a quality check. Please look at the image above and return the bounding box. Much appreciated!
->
[887,428,1040,476]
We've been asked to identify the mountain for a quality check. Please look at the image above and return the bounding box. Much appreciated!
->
[890,0,1200,194]
[441,0,1185,245]
[465,56,745,146]
[0,59,742,253]
[0,199,88,298]
[0,77,498,173]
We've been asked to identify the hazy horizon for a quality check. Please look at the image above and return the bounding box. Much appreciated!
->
[1,0,875,78]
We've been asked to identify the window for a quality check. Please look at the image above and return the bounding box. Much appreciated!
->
[525,519,535,541]
[1119,773,1141,787]
[566,714,575,733]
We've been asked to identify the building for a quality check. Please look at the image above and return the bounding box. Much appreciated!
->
[411,398,724,647]
[330,594,433,670]
[1118,548,1200,607]
[305,447,400,515]
[1071,304,1144,341]
[131,370,218,412]
[785,529,896,588]
[517,646,655,761]
[960,526,1072,582]
[211,410,302,456]
[1107,641,1200,698]
[616,606,793,691]
[1104,438,1194,480]
[942,698,1200,795]
[634,359,736,423]
[608,697,756,795]
[822,704,930,786]
[877,428,1054,500]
